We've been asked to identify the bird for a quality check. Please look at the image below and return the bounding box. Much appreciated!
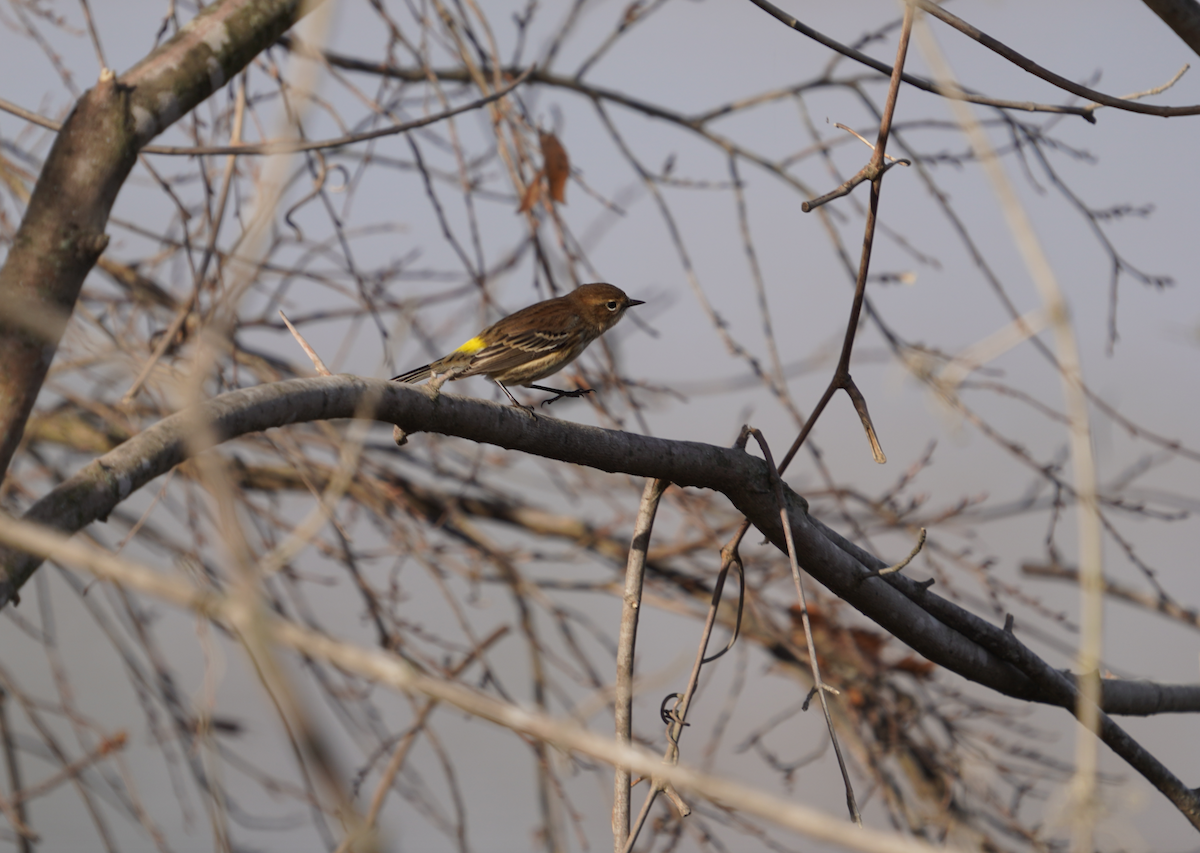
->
[392,283,644,408]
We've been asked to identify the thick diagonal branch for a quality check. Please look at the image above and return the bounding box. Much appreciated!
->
[2,376,1198,823]
[0,0,325,478]
[3,377,1197,720]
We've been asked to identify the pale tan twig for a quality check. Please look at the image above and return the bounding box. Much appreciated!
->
[280,310,332,376]
[911,10,1105,851]
[879,527,926,576]
[937,309,1049,393]
[623,513,751,851]
[613,478,669,851]
[833,122,905,162]
[337,627,510,853]
[0,515,964,853]
[858,528,927,585]
[1085,64,1190,111]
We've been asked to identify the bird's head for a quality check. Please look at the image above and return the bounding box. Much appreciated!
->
[570,283,645,330]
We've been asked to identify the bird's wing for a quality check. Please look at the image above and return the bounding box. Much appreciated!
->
[464,326,575,376]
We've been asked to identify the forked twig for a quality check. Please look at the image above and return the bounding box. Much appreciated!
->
[779,3,915,473]
[802,156,909,213]
[843,378,886,464]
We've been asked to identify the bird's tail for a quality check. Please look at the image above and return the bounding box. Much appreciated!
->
[392,364,432,384]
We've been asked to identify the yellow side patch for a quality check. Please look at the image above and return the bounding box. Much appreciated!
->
[454,336,487,355]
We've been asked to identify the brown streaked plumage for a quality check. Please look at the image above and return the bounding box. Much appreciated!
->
[392,283,643,406]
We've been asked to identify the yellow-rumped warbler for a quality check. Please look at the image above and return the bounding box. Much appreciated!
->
[392,283,644,407]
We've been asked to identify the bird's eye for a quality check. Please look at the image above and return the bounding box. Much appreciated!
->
[606,300,619,311]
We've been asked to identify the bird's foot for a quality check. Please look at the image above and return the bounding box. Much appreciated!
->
[527,384,596,407]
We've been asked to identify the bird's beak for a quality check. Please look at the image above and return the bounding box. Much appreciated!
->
[627,299,646,307]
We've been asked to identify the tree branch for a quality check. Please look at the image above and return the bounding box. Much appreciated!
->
[1141,0,1200,57]
[913,0,1200,118]
[4,375,1197,822]
[5,376,1198,724]
[0,0,325,478]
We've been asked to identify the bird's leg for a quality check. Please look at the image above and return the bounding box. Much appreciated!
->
[527,383,595,407]
[495,380,536,417]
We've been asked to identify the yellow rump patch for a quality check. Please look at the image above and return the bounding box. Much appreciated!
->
[454,336,487,355]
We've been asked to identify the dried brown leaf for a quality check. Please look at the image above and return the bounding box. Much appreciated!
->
[540,131,569,204]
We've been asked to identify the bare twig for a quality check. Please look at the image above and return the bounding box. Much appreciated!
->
[745,0,1097,120]
[747,428,860,825]
[842,378,887,464]
[613,478,669,851]
[280,310,332,376]
[879,527,926,576]
[0,70,532,156]
[77,0,108,72]
[621,431,764,852]
[0,513,967,853]
[780,2,915,473]
[9,733,128,806]
[911,13,1106,848]
[857,528,927,585]
[1022,563,1200,633]
[914,1,1200,118]
[0,688,37,850]
[622,521,746,851]
[1084,63,1190,111]
[802,156,909,213]
[833,122,906,161]
[339,627,510,853]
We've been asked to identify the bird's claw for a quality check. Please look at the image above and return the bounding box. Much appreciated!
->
[539,388,595,407]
